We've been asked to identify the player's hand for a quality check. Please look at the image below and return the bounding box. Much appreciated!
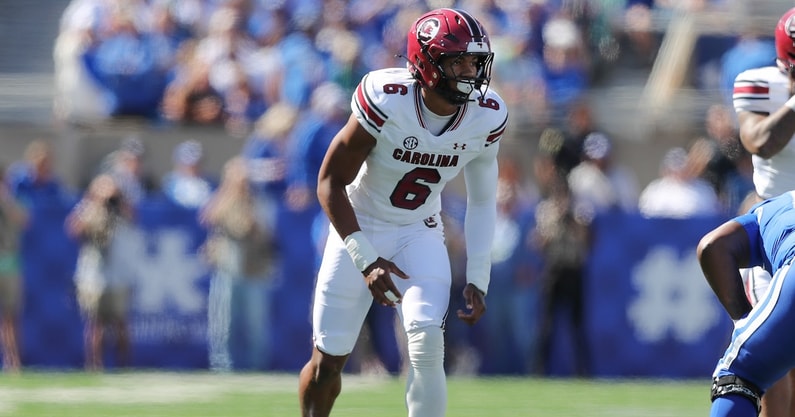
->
[456,283,486,325]
[363,258,409,307]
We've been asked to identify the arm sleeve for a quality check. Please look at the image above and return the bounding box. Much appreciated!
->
[462,146,499,295]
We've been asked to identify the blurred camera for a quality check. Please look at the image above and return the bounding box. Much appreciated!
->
[106,195,121,212]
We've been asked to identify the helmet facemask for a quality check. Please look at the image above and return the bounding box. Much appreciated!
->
[431,52,494,105]
[778,57,795,79]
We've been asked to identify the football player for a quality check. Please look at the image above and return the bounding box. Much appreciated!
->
[699,190,795,417]
[730,6,795,417]
[298,8,508,417]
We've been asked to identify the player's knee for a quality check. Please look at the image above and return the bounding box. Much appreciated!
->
[312,347,348,380]
[406,326,444,369]
[711,375,762,415]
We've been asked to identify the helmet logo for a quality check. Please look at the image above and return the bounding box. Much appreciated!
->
[417,18,440,44]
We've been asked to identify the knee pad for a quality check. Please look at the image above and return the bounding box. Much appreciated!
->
[406,326,444,368]
[711,375,762,415]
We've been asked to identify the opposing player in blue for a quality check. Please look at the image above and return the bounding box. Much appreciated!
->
[698,190,795,417]
[731,7,795,416]
[298,8,508,417]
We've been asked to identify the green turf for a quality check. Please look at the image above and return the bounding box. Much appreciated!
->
[0,371,711,417]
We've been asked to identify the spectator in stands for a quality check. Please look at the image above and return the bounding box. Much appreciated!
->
[540,13,590,123]
[80,7,170,118]
[0,166,28,373]
[270,7,326,108]
[222,63,267,137]
[7,140,71,207]
[200,156,277,371]
[719,32,775,107]
[565,100,599,155]
[162,140,215,210]
[550,100,603,176]
[242,102,296,205]
[148,3,192,73]
[244,7,290,110]
[490,13,548,128]
[190,2,271,136]
[5,140,79,371]
[54,0,114,122]
[161,52,226,126]
[314,19,368,95]
[638,147,722,218]
[66,173,134,371]
[288,83,346,273]
[532,130,591,377]
[286,82,348,219]
[689,104,754,216]
[193,5,257,93]
[622,3,658,69]
[98,135,153,206]
[568,132,639,222]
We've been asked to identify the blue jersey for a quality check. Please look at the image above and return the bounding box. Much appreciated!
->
[736,190,795,274]
[712,190,795,404]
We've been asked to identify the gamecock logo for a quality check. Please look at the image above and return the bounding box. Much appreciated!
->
[417,18,440,44]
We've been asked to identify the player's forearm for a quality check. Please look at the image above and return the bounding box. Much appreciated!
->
[317,180,361,239]
[703,267,753,320]
[741,107,795,158]
[463,199,496,295]
[462,154,498,295]
[698,230,753,320]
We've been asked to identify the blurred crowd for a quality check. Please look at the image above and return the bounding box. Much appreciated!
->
[53,0,740,132]
[4,0,767,374]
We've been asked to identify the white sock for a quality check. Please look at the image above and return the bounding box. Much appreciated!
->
[405,326,446,417]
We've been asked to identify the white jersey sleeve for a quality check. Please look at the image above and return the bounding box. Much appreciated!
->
[349,68,508,226]
[733,66,795,198]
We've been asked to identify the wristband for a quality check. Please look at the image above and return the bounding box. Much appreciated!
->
[786,95,795,112]
[344,231,379,272]
[466,253,491,296]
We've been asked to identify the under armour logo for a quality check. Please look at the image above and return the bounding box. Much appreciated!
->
[453,143,467,150]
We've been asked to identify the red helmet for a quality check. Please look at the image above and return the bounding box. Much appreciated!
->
[776,7,795,75]
[407,8,494,105]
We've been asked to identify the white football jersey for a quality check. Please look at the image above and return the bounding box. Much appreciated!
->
[349,68,508,225]
[733,66,795,198]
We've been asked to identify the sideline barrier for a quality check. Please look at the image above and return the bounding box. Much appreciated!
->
[580,213,733,378]
[18,202,734,376]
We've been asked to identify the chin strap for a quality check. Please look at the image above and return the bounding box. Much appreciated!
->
[434,82,471,105]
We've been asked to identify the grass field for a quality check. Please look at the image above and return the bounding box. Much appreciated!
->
[0,371,712,417]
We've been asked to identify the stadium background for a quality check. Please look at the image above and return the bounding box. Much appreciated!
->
[0,0,788,377]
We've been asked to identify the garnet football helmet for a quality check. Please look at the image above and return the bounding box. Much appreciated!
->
[407,8,494,105]
[776,7,795,77]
